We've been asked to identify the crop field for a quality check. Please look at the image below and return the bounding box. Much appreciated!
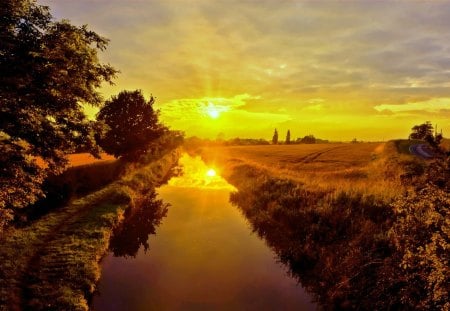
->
[201,142,411,199]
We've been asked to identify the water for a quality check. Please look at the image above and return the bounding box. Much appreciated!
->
[92,154,315,310]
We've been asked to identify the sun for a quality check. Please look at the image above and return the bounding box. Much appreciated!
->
[206,106,220,119]
[206,168,216,176]
[208,109,220,119]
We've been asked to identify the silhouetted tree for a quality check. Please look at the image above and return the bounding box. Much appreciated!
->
[97,90,167,159]
[300,135,316,144]
[286,130,291,145]
[272,129,278,144]
[0,0,117,228]
[410,122,434,140]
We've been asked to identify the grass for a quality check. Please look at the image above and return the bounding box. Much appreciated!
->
[0,150,180,311]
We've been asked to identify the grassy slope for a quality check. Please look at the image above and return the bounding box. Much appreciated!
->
[0,150,179,311]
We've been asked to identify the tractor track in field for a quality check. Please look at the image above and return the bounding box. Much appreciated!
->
[295,146,348,163]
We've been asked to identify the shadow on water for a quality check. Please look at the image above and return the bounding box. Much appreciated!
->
[109,191,169,258]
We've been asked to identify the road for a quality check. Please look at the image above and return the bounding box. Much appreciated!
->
[409,144,434,159]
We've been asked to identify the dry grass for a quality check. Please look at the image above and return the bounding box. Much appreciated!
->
[35,153,115,169]
[68,153,115,167]
[201,142,410,200]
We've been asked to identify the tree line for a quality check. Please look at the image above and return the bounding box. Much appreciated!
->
[272,128,329,144]
[0,0,181,230]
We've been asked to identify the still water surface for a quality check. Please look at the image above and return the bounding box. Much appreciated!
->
[92,154,314,310]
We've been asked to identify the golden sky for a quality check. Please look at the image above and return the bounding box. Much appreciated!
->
[41,0,450,141]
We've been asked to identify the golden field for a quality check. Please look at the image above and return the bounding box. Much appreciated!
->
[67,153,115,167]
[200,142,413,200]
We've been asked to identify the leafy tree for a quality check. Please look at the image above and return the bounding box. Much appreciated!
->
[0,0,117,227]
[272,128,278,145]
[97,90,167,159]
[409,121,434,140]
[286,130,291,145]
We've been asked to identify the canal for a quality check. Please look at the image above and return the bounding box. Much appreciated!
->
[92,154,315,310]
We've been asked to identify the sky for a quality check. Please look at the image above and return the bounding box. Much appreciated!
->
[40,0,450,141]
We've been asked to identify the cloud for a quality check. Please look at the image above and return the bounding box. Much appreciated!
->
[157,94,260,120]
[156,94,290,138]
[374,98,450,114]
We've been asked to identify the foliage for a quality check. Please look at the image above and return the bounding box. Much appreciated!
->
[272,128,278,144]
[298,134,316,144]
[389,184,449,310]
[285,129,291,144]
[410,121,434,141]
[0,0,117,229]
[97,90,167,160]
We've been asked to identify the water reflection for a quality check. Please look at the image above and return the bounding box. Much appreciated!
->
[109,191,168,258]
[167,154,235,190]
[92,154,314,310]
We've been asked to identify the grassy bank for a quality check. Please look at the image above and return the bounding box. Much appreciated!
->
[0,150,180,311]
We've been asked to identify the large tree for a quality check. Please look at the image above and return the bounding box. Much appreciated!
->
[0,0,117,226]
[96,90,167,159]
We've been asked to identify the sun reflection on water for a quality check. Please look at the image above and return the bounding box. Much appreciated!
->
[206,168,216,177]
[168,154,235,190]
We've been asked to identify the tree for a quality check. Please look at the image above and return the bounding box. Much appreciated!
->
[409,121,433,140]
[286,130,291,145]
[0,0,117,227]
[272,128,278,145]
[97,90,167,159]
[299,135,316,144]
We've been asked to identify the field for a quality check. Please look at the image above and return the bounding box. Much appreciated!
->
[200,142,410,200]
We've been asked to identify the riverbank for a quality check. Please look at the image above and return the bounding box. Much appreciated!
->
[199,142,448,309]
[0,150,180,311]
